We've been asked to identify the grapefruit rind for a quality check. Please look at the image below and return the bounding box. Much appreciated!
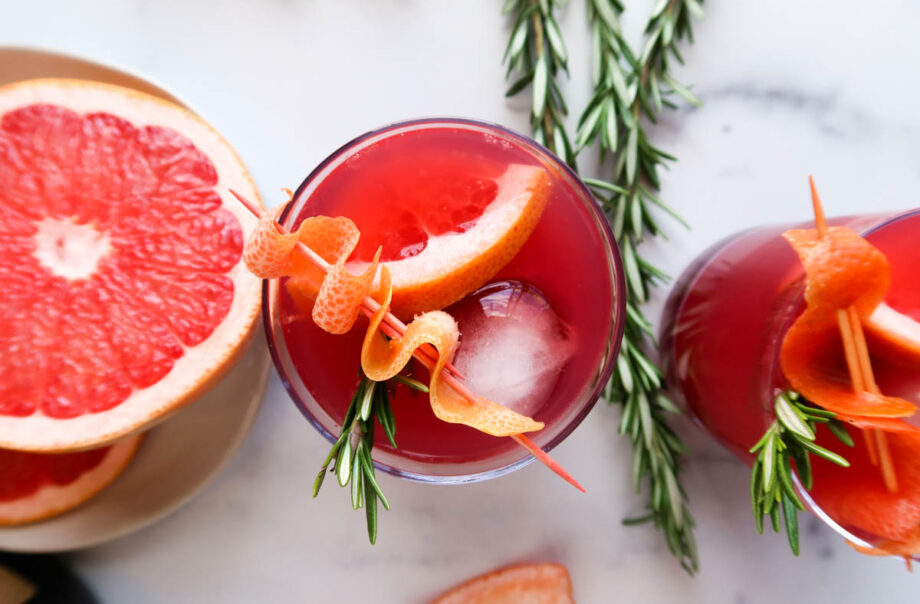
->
[0,79,262,452]
[0,435,141,526]
[779,226,916,419]
[429,562,574,604]
[245,205,379,334]
[866,303,920,360]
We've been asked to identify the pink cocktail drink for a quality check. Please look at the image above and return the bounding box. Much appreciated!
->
[662,210,920,551]
[264,119,625,482]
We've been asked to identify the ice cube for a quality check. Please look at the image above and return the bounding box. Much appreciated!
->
[451,281,574,417]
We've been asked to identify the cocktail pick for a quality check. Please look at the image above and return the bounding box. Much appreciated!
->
[809,176,898,493]
[230,190,585,492]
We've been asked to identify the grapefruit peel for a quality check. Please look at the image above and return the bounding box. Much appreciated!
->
[239,189,566,450]
[244,203,379,334]
[778,181,920,559]
[362,267,543,437]
[779,226,916,419]
[244,203,542,437]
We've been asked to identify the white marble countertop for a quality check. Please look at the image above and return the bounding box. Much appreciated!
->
[4,0,920,601]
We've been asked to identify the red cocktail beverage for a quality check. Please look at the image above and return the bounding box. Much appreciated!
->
[264,119,624,482]
[662,210,920,552]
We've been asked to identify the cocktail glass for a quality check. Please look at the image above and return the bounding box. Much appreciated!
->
[662,209,920,554]
[263,118,625,483]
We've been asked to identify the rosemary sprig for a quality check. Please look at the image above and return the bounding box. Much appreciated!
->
[502,0,576,167]
[503,0,704,573]
[579,0,703,574]
[313,374,425,543]
[750,391,853,554]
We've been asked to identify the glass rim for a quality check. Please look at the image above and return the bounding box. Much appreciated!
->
[763,208,920,554]
[262,116,626,484]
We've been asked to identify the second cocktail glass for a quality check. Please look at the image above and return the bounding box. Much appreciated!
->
[662,209,920,555]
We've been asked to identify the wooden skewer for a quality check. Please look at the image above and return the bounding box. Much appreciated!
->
[231,190,583,492]
[835,304,879,465]
[849,306,897,488]
[809,177,897,492]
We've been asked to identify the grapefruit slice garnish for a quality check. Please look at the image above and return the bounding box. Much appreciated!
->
[0,435,141,525]
[288,163,551,319]
[866,303,920,361]
[362,267,543,436]
[0,79,261,451]
[429,562,574,604]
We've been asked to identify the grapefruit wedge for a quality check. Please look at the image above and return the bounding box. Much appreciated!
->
[866,303,920,360]
[0,436,141,525]
[0,79,261,451]
[375,163,551,318]
[286,161,552,319]
[430,563,574,604]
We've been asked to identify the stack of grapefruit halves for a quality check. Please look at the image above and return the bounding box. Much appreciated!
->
[0,79,261,525]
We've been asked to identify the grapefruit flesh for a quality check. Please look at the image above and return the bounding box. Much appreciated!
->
[0,436,141,525]
[0,79,261,451]
[430,563,574,604]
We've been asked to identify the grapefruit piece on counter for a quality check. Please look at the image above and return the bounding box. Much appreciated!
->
[430,563,574,604]
[0,436,141,525]
[0,79,261,451]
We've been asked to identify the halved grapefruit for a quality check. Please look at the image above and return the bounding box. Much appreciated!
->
[0,79,261,451]
[430,563,575,604]
[0,436,141,525]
